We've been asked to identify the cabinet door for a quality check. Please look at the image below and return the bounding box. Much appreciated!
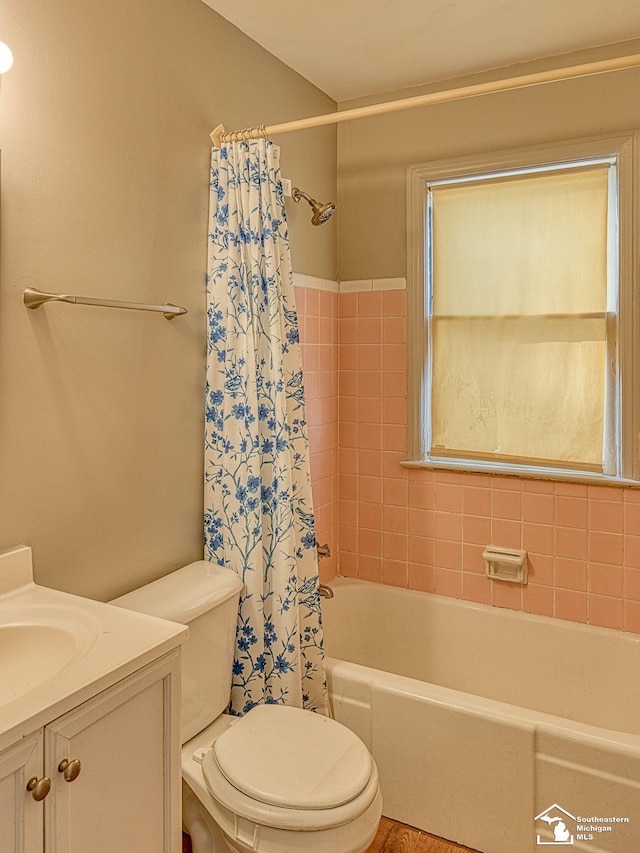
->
[44,653,181,853]
[0,732,43,853]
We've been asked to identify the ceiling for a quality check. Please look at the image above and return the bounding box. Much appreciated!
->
[203,0,640,101]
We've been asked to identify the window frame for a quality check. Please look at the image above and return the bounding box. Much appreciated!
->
[406,133,639,484]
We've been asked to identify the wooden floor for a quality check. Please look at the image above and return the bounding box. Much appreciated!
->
[184,817,479,853]
[365,817,480,853]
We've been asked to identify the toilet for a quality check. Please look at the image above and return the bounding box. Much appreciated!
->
[112,561,382,853]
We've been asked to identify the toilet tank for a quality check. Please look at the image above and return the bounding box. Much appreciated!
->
[111,561,243,743]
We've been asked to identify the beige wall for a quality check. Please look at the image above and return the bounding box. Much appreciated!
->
[0,0,336,599]
[337,41,640,280]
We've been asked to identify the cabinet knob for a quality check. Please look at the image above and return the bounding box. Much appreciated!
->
[26,776,52,801]
[58,758,82,782]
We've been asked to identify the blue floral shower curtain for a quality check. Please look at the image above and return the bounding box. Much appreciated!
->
[204,138,328,716]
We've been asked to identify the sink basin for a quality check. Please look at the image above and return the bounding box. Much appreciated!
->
[0,545,187,750]
[0,606,99,703]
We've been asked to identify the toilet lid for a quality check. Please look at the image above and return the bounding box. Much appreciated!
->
[209,704,373,810]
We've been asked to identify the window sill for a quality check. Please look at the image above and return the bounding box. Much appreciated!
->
[401,457,640,489]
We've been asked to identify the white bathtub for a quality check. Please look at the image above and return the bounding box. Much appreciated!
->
[321,578,640,853]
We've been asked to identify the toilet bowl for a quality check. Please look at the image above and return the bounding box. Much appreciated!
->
[183,707,382,853]
[112,561,382,853]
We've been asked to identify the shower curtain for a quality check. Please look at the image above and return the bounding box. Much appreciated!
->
[204,138,328,716]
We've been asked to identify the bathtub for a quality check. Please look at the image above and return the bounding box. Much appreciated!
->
[321,578,640,853]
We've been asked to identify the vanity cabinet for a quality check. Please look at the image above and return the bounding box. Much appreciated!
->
[0,732,43,852]
[0,652,180,853]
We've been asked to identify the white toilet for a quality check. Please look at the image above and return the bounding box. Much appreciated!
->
[112,561,382,853]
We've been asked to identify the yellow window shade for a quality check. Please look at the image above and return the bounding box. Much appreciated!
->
[429,164,612,470]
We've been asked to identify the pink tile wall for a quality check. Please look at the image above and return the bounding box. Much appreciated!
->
[297,284,640,632]
[336,289,640,634]
[295,285,339,583]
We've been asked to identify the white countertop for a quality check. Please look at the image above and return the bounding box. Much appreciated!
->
[0,545,188,751]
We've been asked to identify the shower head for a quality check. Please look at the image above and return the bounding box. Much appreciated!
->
[291,187,335,226]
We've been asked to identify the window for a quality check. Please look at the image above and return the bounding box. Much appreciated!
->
[407,134,638,483]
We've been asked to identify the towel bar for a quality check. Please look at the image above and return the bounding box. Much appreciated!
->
[23,288,188,320]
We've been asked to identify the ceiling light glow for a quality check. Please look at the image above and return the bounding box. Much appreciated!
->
[0,42,14,74]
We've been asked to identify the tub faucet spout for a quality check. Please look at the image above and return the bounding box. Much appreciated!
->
[319,584,334,599]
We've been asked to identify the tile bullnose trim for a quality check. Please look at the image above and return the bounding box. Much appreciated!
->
[339,279,373,293]
[340,277,406,293]
[292,273,339,292]
[373,277,406,291]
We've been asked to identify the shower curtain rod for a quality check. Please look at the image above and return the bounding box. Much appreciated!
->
[210,52,640,146]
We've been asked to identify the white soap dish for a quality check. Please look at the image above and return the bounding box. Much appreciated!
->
[482,545,528,584]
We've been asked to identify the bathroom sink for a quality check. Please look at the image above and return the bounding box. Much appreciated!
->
[0,544,187,752]
[0,606,99,703]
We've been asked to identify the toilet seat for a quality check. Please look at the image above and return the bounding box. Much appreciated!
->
[199,707,380,832]
[212,704,372,809]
